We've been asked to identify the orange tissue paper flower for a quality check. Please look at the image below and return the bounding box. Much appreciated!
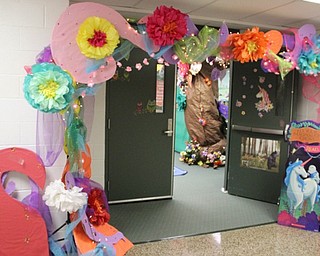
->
[227,27,268,63]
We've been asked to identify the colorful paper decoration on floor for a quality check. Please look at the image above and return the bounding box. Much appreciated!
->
[278,120,320,232]
[0,148,48,256]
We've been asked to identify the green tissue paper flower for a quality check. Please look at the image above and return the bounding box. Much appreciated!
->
[24,63,74,113]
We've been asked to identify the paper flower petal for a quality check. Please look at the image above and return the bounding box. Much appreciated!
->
[43,179,87,213]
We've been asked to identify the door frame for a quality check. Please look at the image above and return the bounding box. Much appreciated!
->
[104,56,177,204]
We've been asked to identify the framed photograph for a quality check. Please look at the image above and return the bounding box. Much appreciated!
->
[240,136,281,173]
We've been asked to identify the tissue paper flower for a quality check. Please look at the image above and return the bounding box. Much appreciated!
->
[43,179,87,213]
[146,5,187,46]
[298,36,320,76]
[23,63,74,113]
[87,188,110,226]
[227,27,268,63]
[76,16,120,59]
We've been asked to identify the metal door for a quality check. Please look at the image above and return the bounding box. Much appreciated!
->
[226,61,298,203]
[106,48,176,203]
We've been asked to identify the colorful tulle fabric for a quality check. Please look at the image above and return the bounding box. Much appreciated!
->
[261,50,294,79]
[36,111,65,167]
[146,5,187,46]
[173,26,220,64]
[64,113,87,172]
[23,63,74,113]
[36,45,53,64]
[76,16,120,60]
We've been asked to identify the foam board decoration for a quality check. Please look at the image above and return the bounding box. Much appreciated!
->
[278,120,320,232]
[0,148,48,256]
[51,2,159,84]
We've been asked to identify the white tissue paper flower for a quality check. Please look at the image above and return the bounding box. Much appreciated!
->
[43,179,87,213]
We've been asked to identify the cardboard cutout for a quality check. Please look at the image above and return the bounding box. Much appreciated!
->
[278,121,320,232]
[0,148,48,256]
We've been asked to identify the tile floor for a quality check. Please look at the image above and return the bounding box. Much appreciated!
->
[125,223,320,256]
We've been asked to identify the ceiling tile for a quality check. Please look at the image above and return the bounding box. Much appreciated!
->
[287,17,320,31]
[242,1,320,27]
[188,0,294,20]
[69,0,320,30]
[135,0,216,13]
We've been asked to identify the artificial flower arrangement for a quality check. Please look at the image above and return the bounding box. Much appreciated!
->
[179,140,226,169]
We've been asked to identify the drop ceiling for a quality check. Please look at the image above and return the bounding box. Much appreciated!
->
[70,0,320,31]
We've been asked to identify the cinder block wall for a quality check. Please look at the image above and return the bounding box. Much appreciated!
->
[0,0,106,240]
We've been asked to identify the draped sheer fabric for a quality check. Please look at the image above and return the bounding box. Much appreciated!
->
[36,111,65,167]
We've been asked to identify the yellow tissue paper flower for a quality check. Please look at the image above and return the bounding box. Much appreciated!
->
[76,16,120,60]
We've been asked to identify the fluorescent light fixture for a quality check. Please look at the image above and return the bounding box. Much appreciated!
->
[303,0,320,4]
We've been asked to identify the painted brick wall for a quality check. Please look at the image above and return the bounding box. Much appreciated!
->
[0,0,73,241]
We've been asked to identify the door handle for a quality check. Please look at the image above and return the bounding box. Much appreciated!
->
[164,130,173,136]
[164,118,173,136]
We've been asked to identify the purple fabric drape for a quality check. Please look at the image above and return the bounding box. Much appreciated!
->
[36,111,65,167]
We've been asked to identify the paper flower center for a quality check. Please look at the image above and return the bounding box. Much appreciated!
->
[310,61,318,69]
[163,22,177,34]
[247,41,258,54]
[38,80,59,99]
[87,30,107,47]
